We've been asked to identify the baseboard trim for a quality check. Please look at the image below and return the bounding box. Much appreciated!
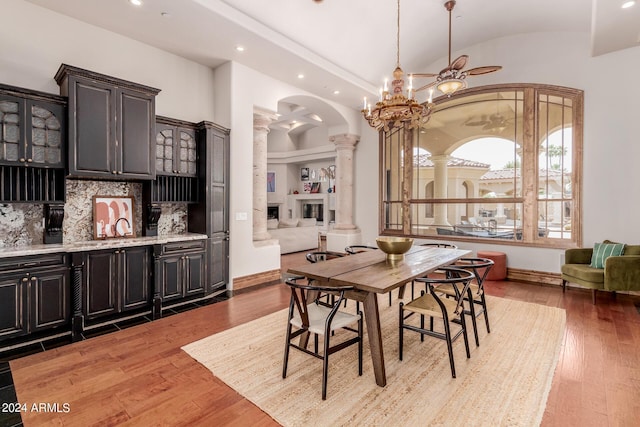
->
[507,268,562,286]
[233,269,281,293]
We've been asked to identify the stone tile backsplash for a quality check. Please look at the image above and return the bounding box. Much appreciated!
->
[0,179,188,248]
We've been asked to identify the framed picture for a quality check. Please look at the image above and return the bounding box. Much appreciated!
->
[310,182,321,193]
[93,195,135,239]
[301,167,309,181]
[267,171,276,192]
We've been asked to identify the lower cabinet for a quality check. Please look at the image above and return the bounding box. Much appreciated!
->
[0,253,69,341]
[154,239,207,303]
[82,246,150,319]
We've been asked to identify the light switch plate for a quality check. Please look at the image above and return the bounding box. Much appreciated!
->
[235,212,248,221]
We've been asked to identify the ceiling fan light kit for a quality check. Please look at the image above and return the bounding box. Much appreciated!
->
[412,0,502,97]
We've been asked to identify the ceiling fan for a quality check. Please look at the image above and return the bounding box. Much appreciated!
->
[413,0,502,97]
[464,113,512,132]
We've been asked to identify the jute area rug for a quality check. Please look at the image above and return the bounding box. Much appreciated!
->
[182,294,566,427]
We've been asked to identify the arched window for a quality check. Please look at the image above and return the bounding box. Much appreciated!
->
[380,84,583,248]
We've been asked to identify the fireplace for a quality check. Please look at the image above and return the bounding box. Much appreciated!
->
[303,202,323,222]
[267,205,279,220]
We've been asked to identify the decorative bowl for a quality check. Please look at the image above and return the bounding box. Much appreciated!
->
[376,237,414,261]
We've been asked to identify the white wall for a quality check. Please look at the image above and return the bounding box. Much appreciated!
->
[354,31,640,273]
[0,0,216,122]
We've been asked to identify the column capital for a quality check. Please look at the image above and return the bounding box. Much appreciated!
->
[429,154,450,163]
[330,133,360,150]
[253,107,278,132]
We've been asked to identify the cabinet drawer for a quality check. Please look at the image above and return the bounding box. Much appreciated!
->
[0,253,67,273]
[161,240,206,255]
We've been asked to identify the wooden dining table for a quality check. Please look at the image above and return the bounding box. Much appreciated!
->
[287,245,471,387]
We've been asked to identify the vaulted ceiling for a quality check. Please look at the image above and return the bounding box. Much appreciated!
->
[25,0,640,112]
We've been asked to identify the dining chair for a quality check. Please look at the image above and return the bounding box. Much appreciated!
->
[306,251,345,263]
[282,276,363,400]
[399,266,475,378]
[435,257,494,347]
[410,243,459,300]
[344,245,378,254]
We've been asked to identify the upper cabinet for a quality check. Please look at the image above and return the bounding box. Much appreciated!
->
[0,84,66,168]
[55,64,160,180]
[155,116,197,177]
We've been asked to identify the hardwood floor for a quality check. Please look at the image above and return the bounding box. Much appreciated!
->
[8,252,640,426]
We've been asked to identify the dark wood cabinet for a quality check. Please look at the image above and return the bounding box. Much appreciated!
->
[0,253,69,341]
[55,64,160,180]
[154,240,206,303]
[82,246,150,319]
[0,84,66,169]
[155,116,198,177]
[189,122,230,292]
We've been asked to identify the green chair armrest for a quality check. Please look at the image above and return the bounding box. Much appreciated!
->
[604,255,640,291]
[565,248,593,265]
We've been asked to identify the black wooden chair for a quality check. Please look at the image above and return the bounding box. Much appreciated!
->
[399,267,474,378]
[410,243,459,300]
[435,257,494,347]
[344,245,378,254]
[282,277,363,400]
[306,251,345,263]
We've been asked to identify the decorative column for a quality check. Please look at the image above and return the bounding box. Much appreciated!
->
[326,134,361,252]
[430,154,451,227]
[330,134,359,230]
[253,108,278,241]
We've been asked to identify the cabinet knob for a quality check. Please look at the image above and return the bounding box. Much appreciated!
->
[31,276,37,282]
[19,157,25,162]
[27,158,33,163]
[112,170,117,174]
[22,277,29,283]
[117,171,123,175]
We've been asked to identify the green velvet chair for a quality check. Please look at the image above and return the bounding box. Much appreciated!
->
[561,241,640,304]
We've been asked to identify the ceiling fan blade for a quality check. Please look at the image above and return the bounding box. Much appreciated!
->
[465,65,503,76]
[410,72,439,78]
[414,80,437,92]
[464,115,489,126]
[449,55,469,71]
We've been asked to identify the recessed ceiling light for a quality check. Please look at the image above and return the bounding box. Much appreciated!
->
[129,0,142,6]
[333,90,340,95]
[297,74,305,79]
[235,46,245,52]
[160,12,171,17]
[622,1,635,8]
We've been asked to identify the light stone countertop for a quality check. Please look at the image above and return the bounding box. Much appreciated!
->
[0,233,208,258]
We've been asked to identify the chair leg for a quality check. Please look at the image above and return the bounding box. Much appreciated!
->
[420,314,425,342]
[322,333,331,400]
[460,312,471,359]
[592,289,597,305]
[562,279,566,293]
[399,303,404,361]
[389,290,392,306]
[480,293,490,333]
[466,290,480,347]
[442,318,456,378]
[282,324,292,379]
[358,315,363,376]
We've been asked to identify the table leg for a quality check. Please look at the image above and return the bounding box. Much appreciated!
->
[363,292,386,387]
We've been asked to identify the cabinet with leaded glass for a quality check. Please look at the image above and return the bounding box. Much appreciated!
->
[155,116,197,177]
[0,84,65,168]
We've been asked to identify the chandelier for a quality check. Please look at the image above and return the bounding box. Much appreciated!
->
[362,0,433,132]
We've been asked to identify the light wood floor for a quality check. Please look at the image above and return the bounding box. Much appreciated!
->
[10,252,640,426]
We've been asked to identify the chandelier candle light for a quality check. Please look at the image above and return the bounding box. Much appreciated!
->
[362,0,433,132]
